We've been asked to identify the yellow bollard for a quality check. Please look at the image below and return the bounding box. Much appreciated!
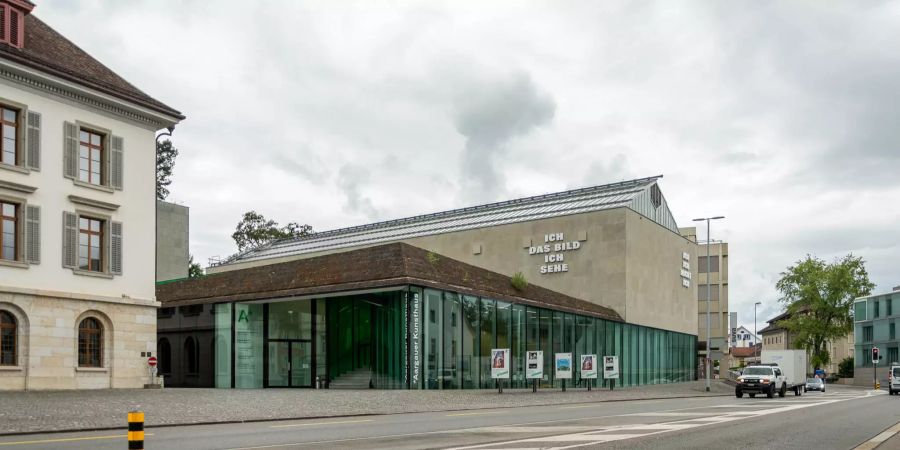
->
[875,382,881,391]
[128,411,144,450]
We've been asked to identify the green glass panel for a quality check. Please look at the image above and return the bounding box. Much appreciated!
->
[214,303,232,388]
[462,295,480,388]
[480,298,495,388]
[443,292,461,389]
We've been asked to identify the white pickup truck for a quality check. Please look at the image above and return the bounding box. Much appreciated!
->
[736,350,807,399]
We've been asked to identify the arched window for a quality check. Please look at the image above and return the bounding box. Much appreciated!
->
[0,311,16,366]
[78,318,102,367]
[184,336,198,375]
[158,338,171,374]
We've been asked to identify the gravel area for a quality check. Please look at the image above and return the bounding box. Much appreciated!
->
[0,380,733,434]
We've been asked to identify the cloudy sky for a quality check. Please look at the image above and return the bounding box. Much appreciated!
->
[39,0,899,329]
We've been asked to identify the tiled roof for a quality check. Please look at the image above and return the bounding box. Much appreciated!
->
[219,175,678,266]
[731,346,760,358]
[158,242,623,322]
[0,15,183,119]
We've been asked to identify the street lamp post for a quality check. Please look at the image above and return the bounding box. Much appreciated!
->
[693,215,725,392]
[754,301,762,362]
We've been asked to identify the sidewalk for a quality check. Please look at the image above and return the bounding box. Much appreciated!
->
[0,380,733,435]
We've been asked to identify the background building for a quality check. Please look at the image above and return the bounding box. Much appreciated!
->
[760,309,854,377]
[853,286,900,386]
[730,325,759,348]
[156,200,189,282]
[680,228,729,378]
[0,2,182,389]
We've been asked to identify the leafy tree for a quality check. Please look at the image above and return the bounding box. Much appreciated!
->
[231,211,313,252]
[156,139,179,200]
[838,356,854,378]
[777,254,874,369]
[188,255,204,278]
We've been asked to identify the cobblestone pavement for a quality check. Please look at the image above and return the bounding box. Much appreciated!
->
[0,380,738,434]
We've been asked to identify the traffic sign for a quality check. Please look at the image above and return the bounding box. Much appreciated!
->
[148,356,157,367]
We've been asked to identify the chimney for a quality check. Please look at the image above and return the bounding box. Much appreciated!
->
[0,0,35,49]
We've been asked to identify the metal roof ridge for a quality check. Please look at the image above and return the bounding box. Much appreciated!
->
[268,175,660,245]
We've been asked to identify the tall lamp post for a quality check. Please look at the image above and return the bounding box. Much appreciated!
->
[693,215,725,392]
[754,301,762,362]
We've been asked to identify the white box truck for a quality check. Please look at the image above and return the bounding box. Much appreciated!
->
[735,350,807,398]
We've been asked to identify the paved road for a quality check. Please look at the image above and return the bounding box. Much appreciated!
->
[0,385,895,449]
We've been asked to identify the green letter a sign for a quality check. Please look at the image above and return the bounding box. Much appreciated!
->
[238,309,249,323]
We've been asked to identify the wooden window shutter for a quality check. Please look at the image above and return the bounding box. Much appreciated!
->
[62,211,77,268]
[25,205,40,264]
[8,8,20,48]
[63,122,77,179]
[110,221,123,275]
[25,111,40,171]
[110,135,123,190]
[0,5,6,44]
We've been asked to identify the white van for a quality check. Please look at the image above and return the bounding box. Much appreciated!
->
[889,364,900,395]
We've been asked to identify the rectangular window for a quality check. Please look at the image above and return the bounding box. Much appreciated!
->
[697,255,720,273]
[875,301,880,318]
[78,129,104,185]
[697,285,720,301]
[855,301,867,322]
[890,348,899,365]
[1,201,16,261]
[0,106,18,166]
[889,299,893,317]
[892,322,896,340]
[864,326,874,343]
[78,216,103,271]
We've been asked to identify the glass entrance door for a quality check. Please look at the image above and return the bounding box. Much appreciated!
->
[267,341,312,387]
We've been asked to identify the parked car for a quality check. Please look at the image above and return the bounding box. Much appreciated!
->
[889,365,900,395]
[804,377,825,392]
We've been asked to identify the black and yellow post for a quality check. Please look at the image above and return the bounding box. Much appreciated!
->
[128,411,144,450]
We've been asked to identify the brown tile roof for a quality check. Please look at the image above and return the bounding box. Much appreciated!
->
[730,346,760,358]
[0,15,183,120]
[157,243,623,322]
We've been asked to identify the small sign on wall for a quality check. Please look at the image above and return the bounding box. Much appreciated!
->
[491,349,510,379]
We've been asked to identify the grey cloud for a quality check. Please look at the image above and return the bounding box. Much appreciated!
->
[337,163,379,220]
[453,72,556,202]
[578,154,633,188]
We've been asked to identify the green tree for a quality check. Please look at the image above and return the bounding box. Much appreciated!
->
[188,255,204,278]
[231,211,313,252]
[156,139,179,200]
[838,356,854,378]
[777,254,874,369]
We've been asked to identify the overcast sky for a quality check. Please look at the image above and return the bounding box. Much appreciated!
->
[39,0,900,330]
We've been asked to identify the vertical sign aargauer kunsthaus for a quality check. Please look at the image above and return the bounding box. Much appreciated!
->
[526,232,585,275]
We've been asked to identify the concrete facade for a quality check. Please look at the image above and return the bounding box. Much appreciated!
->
[209,207,698,336]
[156,200,189,282]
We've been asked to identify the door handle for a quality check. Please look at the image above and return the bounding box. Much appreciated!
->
[288,362,291,371]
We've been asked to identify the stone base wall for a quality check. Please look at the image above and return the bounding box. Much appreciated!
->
[0,290,157,390]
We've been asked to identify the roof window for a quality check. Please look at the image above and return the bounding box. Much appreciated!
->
[0,1,35,49]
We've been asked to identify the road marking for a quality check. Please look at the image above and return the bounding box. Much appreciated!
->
[269,419,374,428]
[0,433,153,446]
[448,389,875,450]
[448,411,502,417]
[853,421,900,450]
[558,404,599,409]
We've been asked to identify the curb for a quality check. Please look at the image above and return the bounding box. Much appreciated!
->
[0,392,732,437]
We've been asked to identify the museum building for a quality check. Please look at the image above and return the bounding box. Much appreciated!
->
[157,176,699,389]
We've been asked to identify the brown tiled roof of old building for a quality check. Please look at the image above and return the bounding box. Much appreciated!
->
[731,345,761,358]
[0,15,183,119]
[157,243,623,322]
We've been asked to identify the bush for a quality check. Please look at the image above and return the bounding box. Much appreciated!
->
[838,356,854,378]
[511,271,528,291]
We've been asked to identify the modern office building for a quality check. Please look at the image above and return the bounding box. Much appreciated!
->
[679,229,729,377]
[853,286,900,386]
[0,1,183,389]
[158,176,700,389]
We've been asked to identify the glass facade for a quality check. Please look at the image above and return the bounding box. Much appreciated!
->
[212,285,697,389]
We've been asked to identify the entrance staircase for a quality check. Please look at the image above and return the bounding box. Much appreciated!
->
[329,369,373,389]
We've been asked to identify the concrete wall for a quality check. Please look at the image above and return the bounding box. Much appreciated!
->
[210,207,698,335]
[156,200,189,282]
